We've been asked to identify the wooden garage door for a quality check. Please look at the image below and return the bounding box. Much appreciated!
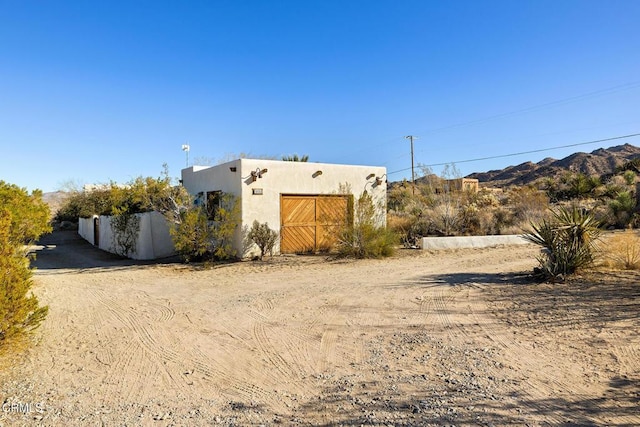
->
[280,195,351,254]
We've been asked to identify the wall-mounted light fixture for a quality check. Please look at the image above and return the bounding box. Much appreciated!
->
[250,168,268,182]
[366,173,376,180]
[312,170,323,178]
[375,174,387,186]
[229,166,237,172]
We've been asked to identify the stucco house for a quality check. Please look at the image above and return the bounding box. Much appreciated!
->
[181,158,387,257]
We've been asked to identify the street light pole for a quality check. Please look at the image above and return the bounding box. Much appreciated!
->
[404,135,418,194]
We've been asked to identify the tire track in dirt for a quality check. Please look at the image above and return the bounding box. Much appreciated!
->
[249,295,319,378]
[88,297,115,367]
[418,254,599,424]
[431,285,460,334]
[317,328,338,372]
[99,340,140,406]
[252,322,306,380]
[155,299,175,322]
[465,288,590,425]
[612,343,640,378]
[189,347,279,406]
[91,288,285,408]
[88,289,191,397]
[408,292,435,326]
[309,297,354,373]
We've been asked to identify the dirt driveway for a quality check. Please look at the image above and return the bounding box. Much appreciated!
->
[1,231,638,426]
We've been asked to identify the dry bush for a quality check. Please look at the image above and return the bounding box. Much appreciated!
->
[334,192,397,258]
[387,214,414,245]
[507,186,549,224]
[600,229,640,270]
[247,220,279,260]
[460,203,496,235]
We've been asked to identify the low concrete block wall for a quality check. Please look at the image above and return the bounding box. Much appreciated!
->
[420,235,531,250]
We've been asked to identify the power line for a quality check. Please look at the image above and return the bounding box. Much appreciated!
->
[387,132,640,175]
[418,81,640,136]
[352,80,640,161]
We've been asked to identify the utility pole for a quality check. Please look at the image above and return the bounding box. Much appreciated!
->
[404,135,418,194]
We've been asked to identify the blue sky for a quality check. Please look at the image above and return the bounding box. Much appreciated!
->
[1,0,639,192]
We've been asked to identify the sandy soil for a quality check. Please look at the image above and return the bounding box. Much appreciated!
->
[1,231,638,426]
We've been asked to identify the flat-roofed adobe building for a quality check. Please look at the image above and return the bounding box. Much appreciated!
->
[181,159,387,258]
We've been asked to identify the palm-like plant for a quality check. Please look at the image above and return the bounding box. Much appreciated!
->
[282,154,309,162]
[524,206,602,281]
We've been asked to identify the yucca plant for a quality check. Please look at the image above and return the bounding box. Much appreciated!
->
[524,206,602,281]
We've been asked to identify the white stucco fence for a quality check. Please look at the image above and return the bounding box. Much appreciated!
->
[420,235,532,250]
[78,211,175,260]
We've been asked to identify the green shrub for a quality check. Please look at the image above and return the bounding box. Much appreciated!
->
[609,190,636,228]
[55,165,191,221]
[524,206,602,281]
[210,193,241,260]
[334,192,397,258]
[0,182,50,345]
[247,220,279,260]
[169,193,241,262]
[170,207,212,262]
[623,170,636,185]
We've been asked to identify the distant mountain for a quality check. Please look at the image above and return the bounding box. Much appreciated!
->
[466,143,640,187]
[42,191,71,219]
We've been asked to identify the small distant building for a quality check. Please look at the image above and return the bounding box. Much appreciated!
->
[447,178,479,193]
[431,177,479,194]
[181,158,387,257]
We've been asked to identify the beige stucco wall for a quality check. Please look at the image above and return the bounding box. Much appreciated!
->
[181,159,387,257]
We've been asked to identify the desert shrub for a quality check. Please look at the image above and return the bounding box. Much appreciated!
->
[493,207,516,235]
[0,182,51,245]
[170,193,241,262]
[524,206,602,281]
[0,212,48,343]
[623,170,636,185]
[388,213,431,247]
[0,183,50,345]
[460,203,496,235]
[209,193,241,260]
[55,166,191,222]
[388,185,416,212]
[55,187,115,220]
[565,173,600,199]
[170,207,213,262]
[334,192,397,258]
[247,220,279,260]
[507,186,550,224]
[387,214,413,236]
[431,197,461,236]
[609,190,636,228]
[472,189,500,208]
[600,229,640,270]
